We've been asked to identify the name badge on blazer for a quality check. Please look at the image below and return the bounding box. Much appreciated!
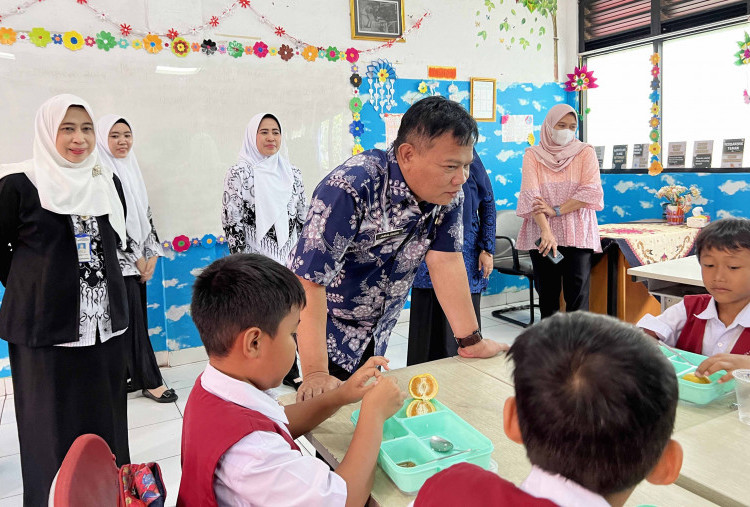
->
[375,228,404,241]
[75,234,92,263]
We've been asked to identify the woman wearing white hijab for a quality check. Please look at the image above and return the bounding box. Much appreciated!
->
[222,113,307,264]
[222,113,307,387]
[0,94,130,505]
[97,114,176,404]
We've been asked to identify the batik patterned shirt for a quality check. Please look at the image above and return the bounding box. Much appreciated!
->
[289,148,464,372]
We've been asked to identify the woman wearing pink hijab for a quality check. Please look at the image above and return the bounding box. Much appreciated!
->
[516,104,604,318]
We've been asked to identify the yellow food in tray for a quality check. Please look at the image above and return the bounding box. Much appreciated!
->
[682,373,711,384]
[406,399,436,417]
[408,373,439,400]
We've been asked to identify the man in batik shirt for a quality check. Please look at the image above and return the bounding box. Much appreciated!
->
[290,96,506,401]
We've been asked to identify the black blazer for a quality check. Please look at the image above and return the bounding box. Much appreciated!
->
[0,173,129,347]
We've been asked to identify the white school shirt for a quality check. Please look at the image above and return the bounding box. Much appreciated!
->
[200,364,347,507]
[637,297,750,356]
[519,466,610,506]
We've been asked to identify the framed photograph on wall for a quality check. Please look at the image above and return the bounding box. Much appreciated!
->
[350,0,405,41]
[470,78,497,122]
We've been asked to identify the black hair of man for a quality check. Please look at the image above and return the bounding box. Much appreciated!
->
[694,217,750,260]
[191,253,306,357]
[393,95,478,154]
[507,311,678,496]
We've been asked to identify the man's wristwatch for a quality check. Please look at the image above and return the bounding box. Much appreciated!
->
[553,206,562,217]
[455,329,483,348]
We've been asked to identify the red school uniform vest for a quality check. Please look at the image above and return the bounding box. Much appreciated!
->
[415,463,558,506]
[177,374,300,507]
[675,294,750,355]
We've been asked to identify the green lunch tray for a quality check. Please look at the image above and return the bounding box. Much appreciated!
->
[351,398,494,494]
[660,348,735,405]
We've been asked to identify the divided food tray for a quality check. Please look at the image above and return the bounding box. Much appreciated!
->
[351,399,494,494]
[660,348,735,405]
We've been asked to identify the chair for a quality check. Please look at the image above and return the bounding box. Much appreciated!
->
[491,210,537,328]
[49,434,120,507]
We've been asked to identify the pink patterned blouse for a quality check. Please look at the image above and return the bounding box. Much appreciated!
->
[516,146,604,252]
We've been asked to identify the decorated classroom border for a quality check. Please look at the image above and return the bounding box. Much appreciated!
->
[163,234,226,253]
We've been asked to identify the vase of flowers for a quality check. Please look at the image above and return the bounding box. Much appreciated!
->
[656,184,701,225]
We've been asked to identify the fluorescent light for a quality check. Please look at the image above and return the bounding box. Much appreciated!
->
[0,52,16,60]
[155,65,199,75]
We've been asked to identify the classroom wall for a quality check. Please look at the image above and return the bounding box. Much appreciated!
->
[0,0,582,375]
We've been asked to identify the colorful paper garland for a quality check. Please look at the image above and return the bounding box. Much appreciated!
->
[163,234,226,252]
[564,65,597,92]
[648,52,662,176]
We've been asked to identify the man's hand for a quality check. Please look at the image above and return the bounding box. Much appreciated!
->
[478,251,493,279]
[337,356,390,405]
[457,339,509,359]
[296,371,343,402]
[696,353,750,383]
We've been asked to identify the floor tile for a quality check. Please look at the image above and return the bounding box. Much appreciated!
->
[384,343,407,371]
[0,397,14,426]
[482,323,524,346]
[160,362,206,391]
[3,380,11,397]
[0,454,22,499]
[173,386,192,417]
[391,322,410,338]
[168,347,208,367]
[0,494,22,506]
[389,332,408,347]
[128,418,183,464]
[0,425,19,458]
[157,454,181,506]
[127,395,183,430]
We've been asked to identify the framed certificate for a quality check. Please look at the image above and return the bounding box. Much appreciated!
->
[470,77,496,122]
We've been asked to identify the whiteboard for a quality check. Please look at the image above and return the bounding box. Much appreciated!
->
[0,44,351,238]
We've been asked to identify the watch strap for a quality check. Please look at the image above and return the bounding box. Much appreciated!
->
[455,329,483,348]
[553,206,561,217]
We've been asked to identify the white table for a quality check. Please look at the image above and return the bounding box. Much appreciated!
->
[627,256,707,311]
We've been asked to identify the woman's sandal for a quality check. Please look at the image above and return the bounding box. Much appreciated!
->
[142,388,178,403]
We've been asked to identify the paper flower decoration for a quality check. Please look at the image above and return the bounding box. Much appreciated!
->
[564,65,598,92]
[131,39,144,50]
[29,27,51,48]
[118,38,129,49]
[650,104,660,115]
[244,45,253,55]
[650,53,660,65]
[172,37,190,57]
[201,234,216,248]
[201,39,217,55]
[52,33,63,44]
[85,36,96,47]
[349,97,363,113]
[120,24,132,36]
[351,64,359,73]
[651,65,660,77]
[172,235,190,253]
[192,42,201,53]
[528,132,536,146]
[649,143,661,155]
[0,28,17,46]
[228,41,243,58]
[63,31,84,50]
[352,112,361,121]
[143,34,163,54]
[218,44,227,55]
[648,160,663,176]
[217,235,227,244]
[325,46,340,61]
[269,47,278,57]
[253,41,268,58]
[650,78,660,90]
[191,237,201,247]
[302,45,318,62]
[95,31,116,51]
[649,90,660,103]
[734,32,750,66]
[744,90,750,105]
[349,120,365,137]
[345,48,359,63]
[418,81,428,93]
[350,73,362,87]
[649,129,659,142]
[166,29,179,40]
[279,44,294,61]
[649,117,660,128]
[161,241,171,250]
[352,144,364,155]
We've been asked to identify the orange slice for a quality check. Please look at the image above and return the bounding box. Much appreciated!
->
[406,399,436,417]
[682,373,711,384]
[408,373,438,400]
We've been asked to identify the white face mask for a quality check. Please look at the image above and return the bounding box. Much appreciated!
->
[550,128,576,146]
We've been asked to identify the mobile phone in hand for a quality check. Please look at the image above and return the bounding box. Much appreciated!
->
[535,238,564,264]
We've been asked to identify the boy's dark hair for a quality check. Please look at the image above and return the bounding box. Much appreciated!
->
[393,96,478,153]
[191,254,305,357]
[507,312,678,496]
[695,217,750,260]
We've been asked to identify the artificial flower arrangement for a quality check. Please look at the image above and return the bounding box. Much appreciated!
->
[656,184,701,212]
